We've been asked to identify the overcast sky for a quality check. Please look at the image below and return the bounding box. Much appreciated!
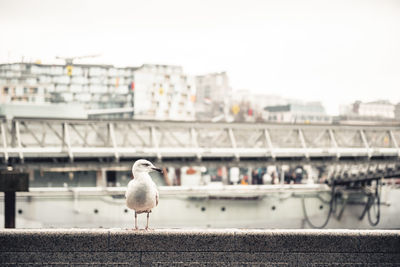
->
[1,0,399,115]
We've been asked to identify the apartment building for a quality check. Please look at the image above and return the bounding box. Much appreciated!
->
[0,62,197,120]
[131,64,196,121]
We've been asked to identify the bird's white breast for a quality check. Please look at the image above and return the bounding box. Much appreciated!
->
[125,174,158,212]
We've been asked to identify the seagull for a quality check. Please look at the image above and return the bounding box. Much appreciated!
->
[125,159,162,230]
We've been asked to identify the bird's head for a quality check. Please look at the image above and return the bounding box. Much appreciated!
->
[132,159,163,175]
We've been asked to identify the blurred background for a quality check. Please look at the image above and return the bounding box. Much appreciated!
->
[0,0,399,229]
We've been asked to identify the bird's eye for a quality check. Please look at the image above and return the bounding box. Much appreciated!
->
[143,163,150,167]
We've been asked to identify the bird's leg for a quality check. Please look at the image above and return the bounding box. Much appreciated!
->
[145,212,150,230]
[134,211,138,230]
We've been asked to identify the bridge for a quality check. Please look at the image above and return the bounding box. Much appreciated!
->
[1,117,399,166]
[0,117,399,185]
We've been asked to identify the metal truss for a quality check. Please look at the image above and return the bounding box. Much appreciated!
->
[0,117,399,164]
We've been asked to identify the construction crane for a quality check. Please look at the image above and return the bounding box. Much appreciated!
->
[55,54,101,65]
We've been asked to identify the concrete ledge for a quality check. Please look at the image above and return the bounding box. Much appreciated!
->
[0,229,399,266]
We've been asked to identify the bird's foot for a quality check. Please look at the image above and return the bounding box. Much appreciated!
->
[144,227,154,231]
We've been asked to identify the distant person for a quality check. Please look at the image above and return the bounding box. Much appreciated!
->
[294,167,303,184]
[271,171,279,184]
[241,175,249,185]
[284,170,292,184]
[256,167,265,184]
[252,170,258,185]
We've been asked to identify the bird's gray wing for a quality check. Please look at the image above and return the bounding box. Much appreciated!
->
[156,191,159,206]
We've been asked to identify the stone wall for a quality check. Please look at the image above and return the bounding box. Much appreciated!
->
[0,229,399,266]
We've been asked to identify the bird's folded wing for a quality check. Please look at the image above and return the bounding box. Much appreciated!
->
[156,191,159,206]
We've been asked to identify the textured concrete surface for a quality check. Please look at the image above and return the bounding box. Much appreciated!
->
[0,229,399,266]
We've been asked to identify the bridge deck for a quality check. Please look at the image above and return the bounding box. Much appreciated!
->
[1,118,399,164]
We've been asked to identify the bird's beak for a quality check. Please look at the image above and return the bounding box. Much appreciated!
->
[151,167,163,173]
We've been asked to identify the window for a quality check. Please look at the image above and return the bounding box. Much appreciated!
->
[28,87,38,94]
[106,171,117,187]
[204,86,210,98]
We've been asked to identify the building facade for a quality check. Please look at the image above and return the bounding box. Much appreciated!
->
[0,63,135,113]
[356,100,395,118]
[263,102,331,123]
[195,72,231,121]
[0,62,197,120]
[339,100,396,120]
[133,64,196,121]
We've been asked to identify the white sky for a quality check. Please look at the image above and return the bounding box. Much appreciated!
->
[1,0,400,115]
